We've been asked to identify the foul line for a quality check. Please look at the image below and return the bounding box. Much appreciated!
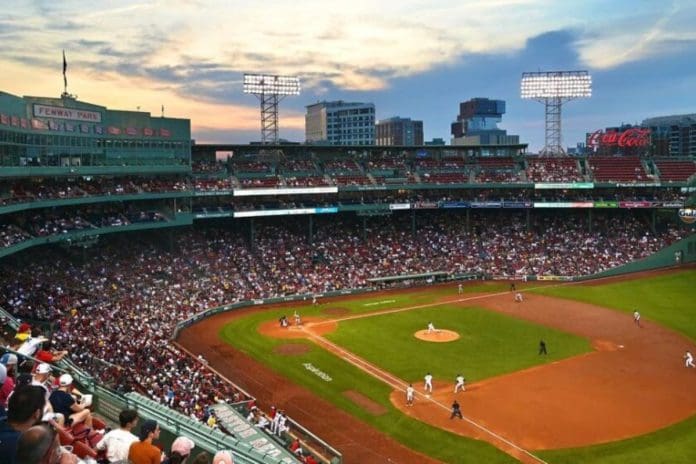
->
[302,326,549,464]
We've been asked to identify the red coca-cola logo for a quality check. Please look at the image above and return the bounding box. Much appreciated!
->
[588,128,650,149]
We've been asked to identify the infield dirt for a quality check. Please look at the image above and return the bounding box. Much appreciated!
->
[178,269,696,464]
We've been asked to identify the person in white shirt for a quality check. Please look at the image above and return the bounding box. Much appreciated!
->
[424,372,433,394]
[406,384,415,406]
[633,310,642,327]
[454,374,466,393]
[96,409,139,463]
[685,351,695,368]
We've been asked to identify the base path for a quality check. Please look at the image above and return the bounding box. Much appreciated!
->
[178,270,696,463]
[392,292,696,450]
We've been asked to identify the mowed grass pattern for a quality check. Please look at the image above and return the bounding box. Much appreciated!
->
[219,284,586,463]
[533,269,696,464]
[325,305,591,383]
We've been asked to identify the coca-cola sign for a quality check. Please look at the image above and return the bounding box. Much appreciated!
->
[587,128,651,149]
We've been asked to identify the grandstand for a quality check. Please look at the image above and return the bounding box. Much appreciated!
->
[1,90,695,464]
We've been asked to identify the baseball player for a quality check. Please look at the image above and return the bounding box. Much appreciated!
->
[458,283,463,295]
[685,351,695,368]
[515,292,524,303]
[450,400,463,419]
[406,384,415,406]
[633,310,641,327]
[539,340,547,355]
[454,374,466,393]
[424,372,433,393]
[312,294,318,305]
[294,311,302,326]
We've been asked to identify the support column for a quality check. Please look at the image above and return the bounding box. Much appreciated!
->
[411,209,416,237]
[362,217,367,241]
[588,209,593,233]
[249,218,255,250]
[466,209,470,232]
[308,215,314,245]
[526,209,531,232]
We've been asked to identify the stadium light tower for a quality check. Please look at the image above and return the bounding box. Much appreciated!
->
[521,70,592,156]
[243,73,301,144]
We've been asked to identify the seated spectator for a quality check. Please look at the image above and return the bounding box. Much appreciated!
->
[0,354,17,409]
[0,365,5,418]
[16,422,79,464]
[128,419,162,464]
[165,436,195,464]
[0,385,47,464]
[95,409,139,463]
[49,374,93,429]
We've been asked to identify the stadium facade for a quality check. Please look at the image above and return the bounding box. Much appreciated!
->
[0,91,190,167]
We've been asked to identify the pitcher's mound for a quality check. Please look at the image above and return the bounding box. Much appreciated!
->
[415,329,460,342]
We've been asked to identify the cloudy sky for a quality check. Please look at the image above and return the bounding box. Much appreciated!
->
[1,0,695,151]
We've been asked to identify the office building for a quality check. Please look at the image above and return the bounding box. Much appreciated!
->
[305,100,375,145]
[450,97,519,146]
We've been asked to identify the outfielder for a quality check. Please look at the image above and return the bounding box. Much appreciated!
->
[633,310,641,327]
[424,372,433,393]
[406,384,415,406]
[685,351,695,368]
[454,374,466,393]
[458,283,463,295]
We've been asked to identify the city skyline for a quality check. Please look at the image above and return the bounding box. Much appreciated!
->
[1,0,695,151]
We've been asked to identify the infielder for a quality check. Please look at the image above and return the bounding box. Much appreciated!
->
[294,311,302,326]
[424,372,433,393]
[515,292,524,303]
[454,374,466,393]
[685,351,695,368]
[406,384,415,406]
[458,283,463,295]
[633,310,641,327]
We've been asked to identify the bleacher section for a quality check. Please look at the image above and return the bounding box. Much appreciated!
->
[654,159,696,182]
[588,156,651,182]
[526,157,583,182]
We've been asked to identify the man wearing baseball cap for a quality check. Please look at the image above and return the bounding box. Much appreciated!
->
[128,419,162,464]
[48,374,93,429]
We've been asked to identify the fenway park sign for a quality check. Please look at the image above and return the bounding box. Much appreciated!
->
[587,128,650,149]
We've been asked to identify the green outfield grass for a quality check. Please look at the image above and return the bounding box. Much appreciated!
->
[533,269,696,464]
[219,283,587,463]
[325,305,590,383]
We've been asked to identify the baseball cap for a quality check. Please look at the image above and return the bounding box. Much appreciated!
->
[171,436,195,456]
[138,419,158,441]
[59,373,73,386]
[0,353,18,366]
[36,363,52,375]
[213,451,234,464]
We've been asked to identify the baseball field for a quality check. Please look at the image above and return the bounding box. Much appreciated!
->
[178,267,696,464]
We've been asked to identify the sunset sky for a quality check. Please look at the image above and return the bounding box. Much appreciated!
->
[1,0,695,151]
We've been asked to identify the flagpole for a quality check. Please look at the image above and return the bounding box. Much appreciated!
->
[62,50,68,97]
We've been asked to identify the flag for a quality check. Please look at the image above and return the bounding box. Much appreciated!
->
[62,50,67,89]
